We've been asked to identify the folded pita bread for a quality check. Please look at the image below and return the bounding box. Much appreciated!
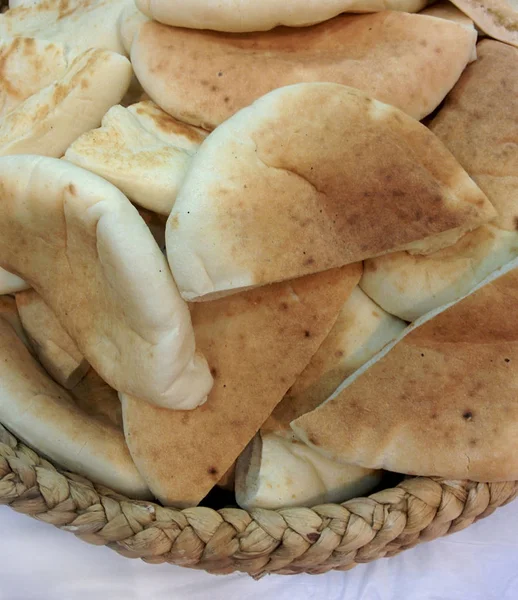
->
[420,2,478,62]
[0,0,134,55]
[0,155,212,410]
[448,0,518,47]
[0,315,150,498]
[361,226,518,321]
[15,289,90,389]
[65,101,207,215]
[362,41,518,321]
[430,40,518,232]
[0,267,28,294]
[293,258,518,482]
[131,13,476,130]
[0,47,132,157]
[264,286,407,433]
[137,207,167,250]
[122,266,357,507]
[166,83,496,302]
[0,37,70,119]
[236,432,382,509]
[135,0,428,32]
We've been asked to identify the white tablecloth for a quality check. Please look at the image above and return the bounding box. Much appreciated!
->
[0,502,517,600]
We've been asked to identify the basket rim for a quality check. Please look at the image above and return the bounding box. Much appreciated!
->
[1,424,516,577]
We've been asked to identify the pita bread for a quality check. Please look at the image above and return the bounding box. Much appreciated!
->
[0,155,212,410]
[420,2,478,61]
[137,207,167,250]
[235,432,382,509]
[65,100,207,215]
[0,37,70,119]
[292,259,518,482]
[134,0,428,32]
[71,368,122,428]
[0,47,132,157]
[217,462,236,491]
[0,295,30,347]
[118,1,149,55]
[131,13,476,130]
[362,41,518,321]
[264,286,407,433]
[0,315,150,498]
[361,226,518,321]
[0,266,28,294]
[122,266,356,507]
[15,289,90,389]
[166,83,496,302]
[430,40,518,232]
[448,0,518,47]
[0,0,134,55]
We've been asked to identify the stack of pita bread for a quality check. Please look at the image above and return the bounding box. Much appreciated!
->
[0,0,516,512]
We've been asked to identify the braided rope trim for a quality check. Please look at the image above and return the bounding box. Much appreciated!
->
[0,427,516,577]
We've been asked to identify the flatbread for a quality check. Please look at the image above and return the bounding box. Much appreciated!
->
[135,0,428,32]
[430,40,518,232]
[65,100,207,215]
[292,259,518,482]
[264,286,407,433]
[0,315,150,498]
[448,0,518,47]
[0,267,28,294]
[122,266,357,507]
[0,47,132,157]
[235,432,382,509]
[361,225,518,321]
[118,0,149,55]
[131,13,476,129]
[16,289,90,389]
[166,83,496,302]
[0,0,134,55]
[0,155,212,410]
[0,295,30,348]
[0,37,70,119]
[362,41,518,321]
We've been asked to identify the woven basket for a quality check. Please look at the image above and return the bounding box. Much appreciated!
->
[0,425,516,577]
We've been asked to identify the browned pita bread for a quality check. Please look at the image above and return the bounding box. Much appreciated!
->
[448,0,518,47]
[122,265,359,507]
[131,12,476,129]
[71,368,122,429]
[292,260,518,482]
[430,40,518,232]
[167,83,496,302]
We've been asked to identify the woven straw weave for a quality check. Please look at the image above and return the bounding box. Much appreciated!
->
[0,425,516,576]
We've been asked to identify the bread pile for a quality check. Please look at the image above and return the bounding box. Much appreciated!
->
[0,0,517,511]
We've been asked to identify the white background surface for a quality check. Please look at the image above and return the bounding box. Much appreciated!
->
[0,502,517,600]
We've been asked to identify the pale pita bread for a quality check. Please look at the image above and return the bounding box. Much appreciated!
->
[65,101,207,215]
[361,226,518,321]
[0,266,28,294]
[131,13,476,129]
[135,0,428,32]
[0,0,134,55]
[0,37,69,119]
[235,432,382,509]
[0,315,150,498]
[292,259,518,482]
[16,289,90,389]
[448,0,518,47]
[166,83,496,301]
[118,1,149,55]
[122,266,357,507]
[0,47,131,157]
[0,155,212,410]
